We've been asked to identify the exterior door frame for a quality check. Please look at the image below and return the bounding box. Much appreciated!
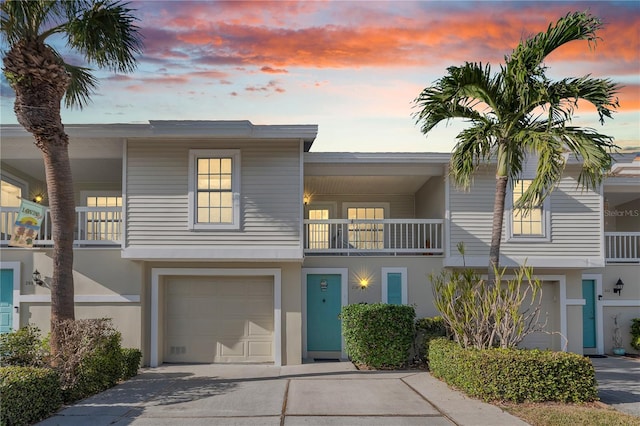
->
[0,262,21,332]
[302,268,348,360]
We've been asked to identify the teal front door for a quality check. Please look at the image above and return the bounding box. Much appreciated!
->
[582,279,596,348]
[307,274,342,352]
[0,269,14,334]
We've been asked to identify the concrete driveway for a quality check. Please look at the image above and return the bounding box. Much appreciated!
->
[592,355,640,418]
[38,362,526,426]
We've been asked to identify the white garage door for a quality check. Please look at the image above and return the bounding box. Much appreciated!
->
[165,275,274,363]
[518,281,557,350]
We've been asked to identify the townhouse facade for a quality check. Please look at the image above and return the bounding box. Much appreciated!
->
[1,120,638,366]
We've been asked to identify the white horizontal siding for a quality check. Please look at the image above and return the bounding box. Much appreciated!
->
[449,167,602,260]
[125,140,301,249]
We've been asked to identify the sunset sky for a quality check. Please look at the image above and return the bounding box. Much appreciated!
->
[1,0,638,152]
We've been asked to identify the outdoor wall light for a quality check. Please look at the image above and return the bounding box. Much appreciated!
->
[303,193,311,205]
[359,278,369,290]
[31,191,45,203]
[613,278,624,295]
[32,270,45,286]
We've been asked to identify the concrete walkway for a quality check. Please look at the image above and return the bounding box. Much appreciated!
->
[592,355,640,418]
[39,362,527,426]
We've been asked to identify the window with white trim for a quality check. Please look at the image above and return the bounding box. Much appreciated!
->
[188,149,240,230]
[382,267,407,305]
[1,174,28,236]
[507,179,550,241]
[347,206,385,250]
[307,208,329,249]
[0,178,24,207]
[84,193,122,241]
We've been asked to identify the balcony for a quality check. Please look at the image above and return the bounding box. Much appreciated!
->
[1,206,122,247]
[304,219,443,256]
[605,232,640,263]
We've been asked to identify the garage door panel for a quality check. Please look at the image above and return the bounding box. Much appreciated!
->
[165,275,274,363]
[248,318,273,336]
[248,341,272,357]
[219,341,245,357]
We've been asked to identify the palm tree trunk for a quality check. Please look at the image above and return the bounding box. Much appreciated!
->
[4,40,75,357]
[42,141,76,355]
[489,143,509,283]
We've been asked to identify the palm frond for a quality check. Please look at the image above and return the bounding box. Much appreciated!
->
[64,0,143,73]
[507,12,603,75]
[1,0,59,43]
[449,122,497,189]
[513,128,566,209]
[548,76,620,124]
[560,126,618,189]
[63,62,98,109]
[413,62,501,134]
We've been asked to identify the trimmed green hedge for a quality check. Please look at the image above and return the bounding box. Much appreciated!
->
[65,329,123,402]
[121,348,142,380]
[428,338,597,402]
[631,318,640,351]
[414,316,447,362]
[0,366,62,425]
[341,303,415,369]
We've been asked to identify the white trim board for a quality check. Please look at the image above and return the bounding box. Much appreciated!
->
[19,294,140,303]
[150,268,282,368]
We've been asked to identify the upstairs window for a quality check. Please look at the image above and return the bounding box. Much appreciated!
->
[188,150,240,230]
[0,178,23,207]
[84,193,122,241]
[347,206,385,250]
[508,179,550,241]
[307,208,330,249]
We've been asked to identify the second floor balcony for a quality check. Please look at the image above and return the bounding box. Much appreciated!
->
[605,232,640,263]
[303,219,444,256]
[1,206,122,247]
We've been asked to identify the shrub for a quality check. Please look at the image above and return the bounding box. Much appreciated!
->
[341,303,415,369]
[0,324,48,367]
[428,338,597,402]
[430,264,546,350]
[414,316,447,363]
[0,366,62,425]
[53,318,124,402]
[631,318,640,351]
[121,348,142,380]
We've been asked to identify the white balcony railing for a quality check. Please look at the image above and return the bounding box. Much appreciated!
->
[304,219,443,255]
[605,232,640,263]
[0,206,122,247]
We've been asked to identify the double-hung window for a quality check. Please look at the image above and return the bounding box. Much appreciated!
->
[507,179,550,241]
[347,206,385,250]
[188,149,240,230]
[84,193,122,241]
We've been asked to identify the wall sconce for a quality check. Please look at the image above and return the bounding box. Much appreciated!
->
[358,278,369,290]
[32,270,45,286]
[613,278,624,295]
[303,193,311,205]
[32,193,44,203]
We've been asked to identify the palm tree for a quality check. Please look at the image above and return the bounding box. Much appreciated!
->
[1,0,142,355]
[413,11,619,281]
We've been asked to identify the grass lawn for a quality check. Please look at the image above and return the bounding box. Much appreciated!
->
[501,402,640,426]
